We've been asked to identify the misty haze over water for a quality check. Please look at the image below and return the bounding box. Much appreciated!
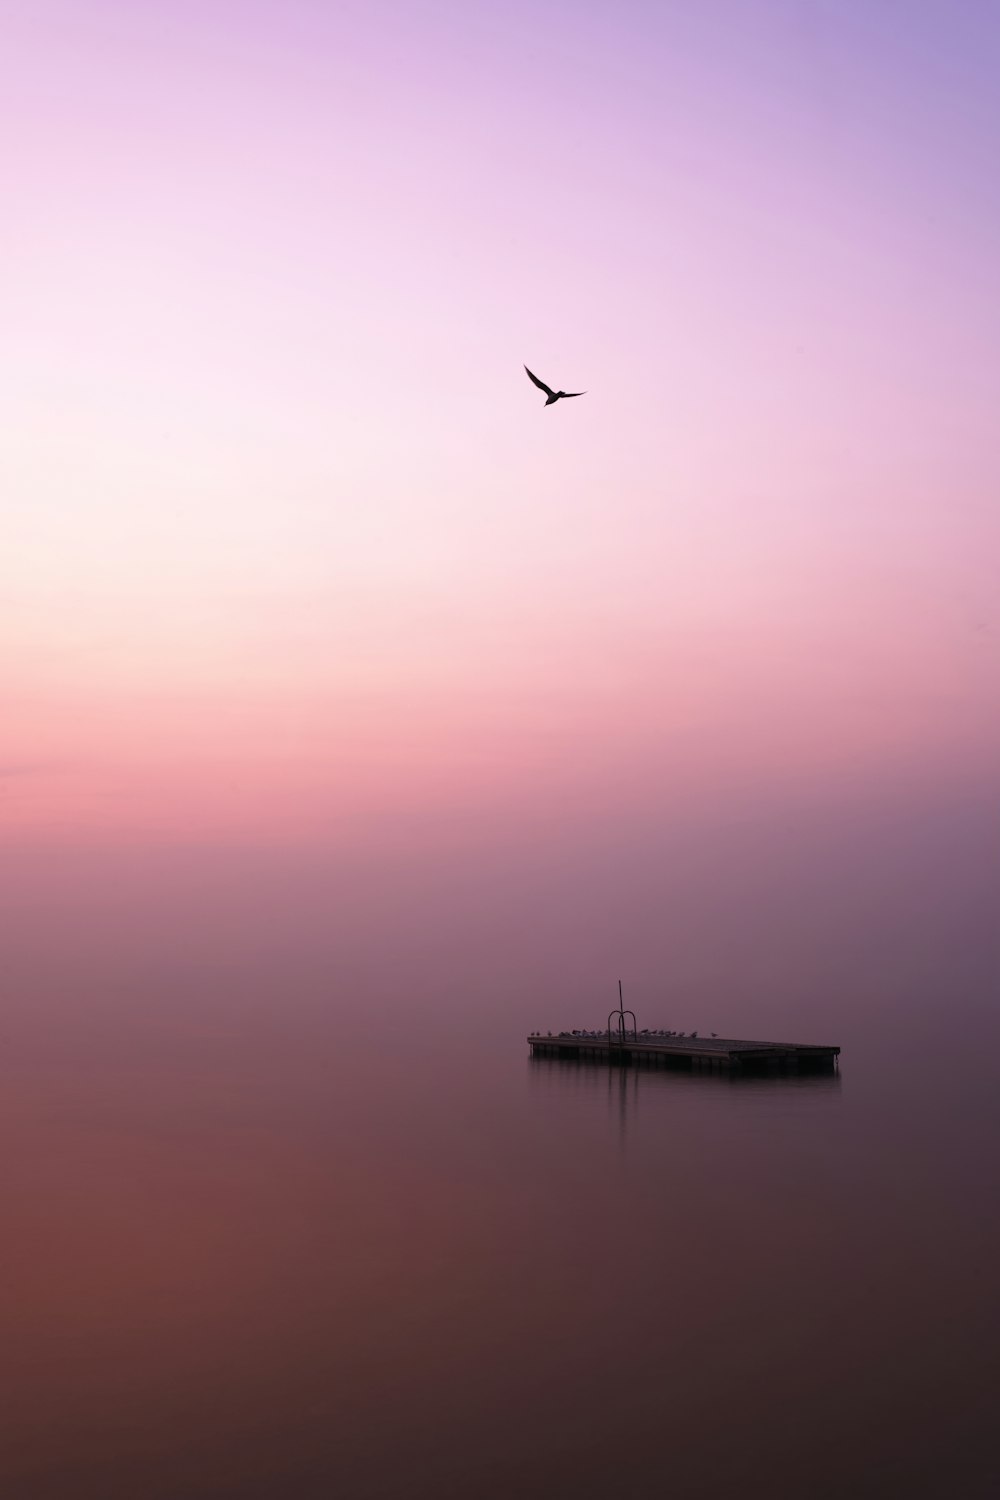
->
[3,801,998,1498]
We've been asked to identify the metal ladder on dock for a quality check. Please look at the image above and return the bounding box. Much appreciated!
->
[607,979,637,1059]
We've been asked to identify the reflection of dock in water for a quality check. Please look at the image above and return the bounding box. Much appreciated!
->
[527,1032,840,1074]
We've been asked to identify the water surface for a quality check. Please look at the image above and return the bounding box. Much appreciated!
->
[2,843,998,1498]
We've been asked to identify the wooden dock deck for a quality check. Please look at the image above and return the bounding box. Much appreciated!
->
[528,1031,840,1072]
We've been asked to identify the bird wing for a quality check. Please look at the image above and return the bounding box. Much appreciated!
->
[524,365,555,398]
[560,390,586,398]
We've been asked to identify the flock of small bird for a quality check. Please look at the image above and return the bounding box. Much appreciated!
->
[531,1028,721,1040]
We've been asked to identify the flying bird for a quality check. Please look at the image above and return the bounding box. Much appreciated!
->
[524,365,586,406]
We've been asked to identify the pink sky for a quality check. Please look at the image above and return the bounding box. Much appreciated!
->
[3,0,998,847]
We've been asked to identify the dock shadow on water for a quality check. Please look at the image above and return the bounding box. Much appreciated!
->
[527,1045,843,1154]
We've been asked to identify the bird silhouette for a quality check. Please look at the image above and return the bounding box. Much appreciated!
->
[524,365,586,406]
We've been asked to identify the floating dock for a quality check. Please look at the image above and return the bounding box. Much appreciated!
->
[527,1032,840,1072]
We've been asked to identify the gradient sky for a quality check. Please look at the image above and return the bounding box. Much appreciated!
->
[3,0,998,861]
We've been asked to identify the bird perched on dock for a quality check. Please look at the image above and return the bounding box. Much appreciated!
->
[524,365,586,406]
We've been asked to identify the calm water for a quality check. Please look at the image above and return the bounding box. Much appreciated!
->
[2,840,998,1498]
